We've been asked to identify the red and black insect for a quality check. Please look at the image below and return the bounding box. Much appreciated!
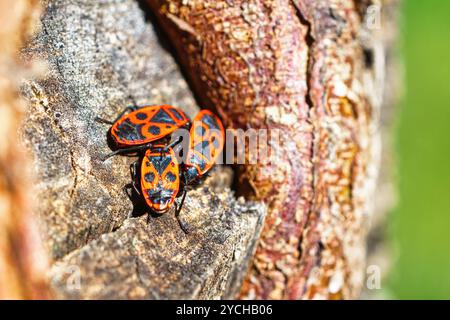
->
[96,105,190,160]
[128,146,180,214]
[99,105,225,223]
[182,110,225,184]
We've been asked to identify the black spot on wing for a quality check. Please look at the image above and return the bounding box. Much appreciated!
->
[165,172,177,182]
[116,119,145,142]
[168,108,185,121]
[136,112,148,120]
[148,125,161,135]
[144,172,155,183]
[151,109,176,124]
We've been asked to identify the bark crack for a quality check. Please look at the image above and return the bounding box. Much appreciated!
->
[291,0,318,297]
[41,21,79,210]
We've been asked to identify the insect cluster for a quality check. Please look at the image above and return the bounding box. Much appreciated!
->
[96,105,225,216]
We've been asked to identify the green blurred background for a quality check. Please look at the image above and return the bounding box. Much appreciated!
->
[388,0,450,299]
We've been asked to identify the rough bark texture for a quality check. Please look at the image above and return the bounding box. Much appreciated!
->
[20,0,266,299]
[146,0,400,299]
[50,187,265,299]
[0,0,50,299]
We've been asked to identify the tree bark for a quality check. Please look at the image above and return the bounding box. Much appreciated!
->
[20,0,266,299]
[145,0,400,299]
[10,0,400,299]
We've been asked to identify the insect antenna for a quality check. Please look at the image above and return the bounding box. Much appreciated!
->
[94,116,114,125]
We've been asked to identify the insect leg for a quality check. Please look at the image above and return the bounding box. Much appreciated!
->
[177,189,187,214]
[129,161,141,196]
[95,106,139,125]
[94,117,114,125]
[175,188,188,234]
[100,143,152,161]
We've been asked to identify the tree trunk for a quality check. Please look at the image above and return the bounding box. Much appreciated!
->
[8,0,399,299]
[20,0,266,299]
[144,0,401,299]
